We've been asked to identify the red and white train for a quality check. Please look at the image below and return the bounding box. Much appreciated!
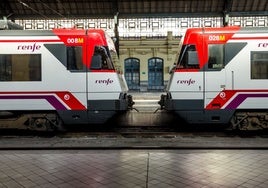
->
[0,28,133,131]
[159,26,268,130]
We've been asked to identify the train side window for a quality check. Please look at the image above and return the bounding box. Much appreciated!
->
[251,51,268,79]
[208,44,224,70]
[90,46,115,70]
[0,54,41,81]
[67,46,83,71]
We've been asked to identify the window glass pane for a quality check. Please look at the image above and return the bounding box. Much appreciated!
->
[148,57,163,88]
[124,58,140,90]
[208,44,224,69]
[251,51,268,79]
[67,46,83,70]
[178,45,199,69]
[0,54,41,81]
[90,46,115,70]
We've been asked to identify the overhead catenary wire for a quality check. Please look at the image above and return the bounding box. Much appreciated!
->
[16,0,77,28]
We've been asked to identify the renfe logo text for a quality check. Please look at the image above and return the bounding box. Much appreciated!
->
[17,43,41,52]
[177,78,195,86]
[258,43,268,48]
[95,78,114,85]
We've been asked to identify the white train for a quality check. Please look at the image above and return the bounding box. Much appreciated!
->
[159,26,268,130]
[0,28,133,131]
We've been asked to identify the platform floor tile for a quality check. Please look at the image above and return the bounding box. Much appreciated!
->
[0,150,268,188]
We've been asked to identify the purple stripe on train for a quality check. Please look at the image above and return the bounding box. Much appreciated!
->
[225,93,268,109]
[0,95,67,110]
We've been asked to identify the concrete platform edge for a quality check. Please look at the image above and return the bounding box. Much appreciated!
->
[0,136,268,149]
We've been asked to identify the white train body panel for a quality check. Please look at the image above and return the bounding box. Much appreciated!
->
[87,72,126,100]
[166,72,203,100]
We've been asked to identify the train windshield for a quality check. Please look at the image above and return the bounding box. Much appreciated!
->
[177,44,199,69]
[109,46,121,72]
[105,33,122,72]
[91,46,115,70]
[90,32,120,71]
[171,39,183,70]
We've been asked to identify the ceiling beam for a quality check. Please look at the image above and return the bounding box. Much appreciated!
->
[5,0,268,20]
[229,11,268,17]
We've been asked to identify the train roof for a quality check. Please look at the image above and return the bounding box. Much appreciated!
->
[185,26,268,35]
[0,28,106,36]
[182,26,268,45]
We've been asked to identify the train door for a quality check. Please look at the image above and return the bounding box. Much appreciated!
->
[203,42,228,123]
[148,57,164,90]
[124,58,140,90]
[55,40,89,124]
[204,44,226,107]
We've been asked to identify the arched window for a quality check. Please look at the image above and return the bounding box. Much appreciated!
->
[124,58,140,90]
[148,57,164,90]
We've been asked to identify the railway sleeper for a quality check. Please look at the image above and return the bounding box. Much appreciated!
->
[231,111,268,130]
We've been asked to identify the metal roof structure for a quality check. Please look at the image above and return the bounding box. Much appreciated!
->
[1,0,268,20]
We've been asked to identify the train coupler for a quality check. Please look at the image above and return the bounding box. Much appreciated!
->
[158,94,167,110]
[127,95,139,112]
[127,95,135,108]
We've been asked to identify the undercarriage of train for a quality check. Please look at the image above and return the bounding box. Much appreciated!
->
[0,111,64,131]
[230,111,268,131]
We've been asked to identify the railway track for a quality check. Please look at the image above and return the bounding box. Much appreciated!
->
[0,125,267,150]
[1,124,267,138]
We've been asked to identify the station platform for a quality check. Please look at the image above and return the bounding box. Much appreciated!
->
[129,91,164,112]
[0,133,268,188]
[0,149,268,188]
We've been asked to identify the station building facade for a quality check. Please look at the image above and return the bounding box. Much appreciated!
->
[118,32,180,91]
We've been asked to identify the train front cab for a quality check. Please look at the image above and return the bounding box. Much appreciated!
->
[55,29,133,125]
[160,27,240,125]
